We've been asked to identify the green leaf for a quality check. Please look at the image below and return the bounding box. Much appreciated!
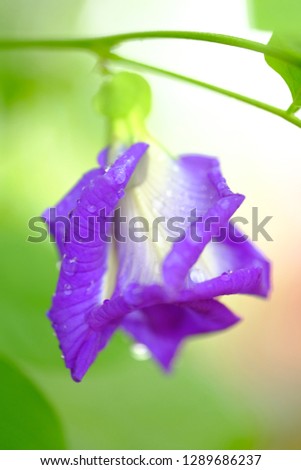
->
[248,0,301,35]
[94,71,151,120]
[265,34,301,113]
[0,357,66,449]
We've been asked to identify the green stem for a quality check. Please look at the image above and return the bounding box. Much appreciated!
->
[1,31,301,68]
[104,31,301,68]
[0,38,90,50]
[287,102,300,114]
[108,53,301,129]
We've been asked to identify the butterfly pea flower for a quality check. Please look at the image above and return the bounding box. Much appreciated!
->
[44,142,270,382]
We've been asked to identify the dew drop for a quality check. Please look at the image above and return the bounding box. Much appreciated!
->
[219,198,230,209]
[153,200,164,212]
[221,270,232,281]
[217,181,228,191]
[87,204,97,214]
[114,167,126,184]
[63,283,72,296]
[126,154,135,166]
[131,343,151,361]
[86,280,95,295]
[128,285,143,305]
[62,257,77,276]
[117,188,125,198]
[190,269,204,283]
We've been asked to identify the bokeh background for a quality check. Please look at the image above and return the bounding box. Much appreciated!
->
[1,0,301,450]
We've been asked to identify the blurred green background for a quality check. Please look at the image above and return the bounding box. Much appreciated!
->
[1,0,301,450]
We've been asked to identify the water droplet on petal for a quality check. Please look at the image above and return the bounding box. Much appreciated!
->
[63,283,72,296]
[221,271,232,281]
[217,181,228,191]
[117,188,125,198]
[61,354,65,359]
[190,269,204,283]
[125,285,143,306]
[125,154,135,166]
[86,280,95,295]
[114,166,126,184]
[87,204,97,214]
[154,200,163,212]
[62,257,77,276]
[219,198,230,209]
[131,343,151,361]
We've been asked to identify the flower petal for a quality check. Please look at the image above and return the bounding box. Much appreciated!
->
[48,143,149,381]
[162,160,245,289]
[180,267,264,301]
[122,299,240,370]
[43,148,109,255]
[199,225,271,297]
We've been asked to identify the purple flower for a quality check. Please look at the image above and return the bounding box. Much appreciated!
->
[44,143,270,381]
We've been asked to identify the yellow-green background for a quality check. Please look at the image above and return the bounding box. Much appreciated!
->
[1,0,301,449]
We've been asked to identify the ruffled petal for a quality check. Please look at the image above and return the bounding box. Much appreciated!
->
[48,143,148,381]
[179,267,264,301]
[162,161,244,289]
[122,299,240,370]
[199,225,271,298]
